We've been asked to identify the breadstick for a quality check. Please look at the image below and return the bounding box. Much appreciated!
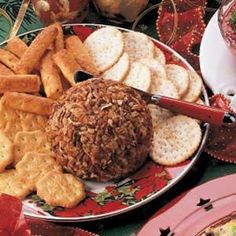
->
[0,63,14,75]
[7,37,41,71]
[54,23,64,52]
[0,75,41,93]
[15,25,58,74]
[53,49,80,85]
[2,92,54,116]
[6,37,28,58]
[0,48,19,72]
[65,36,99,76]
[40,51,63,99]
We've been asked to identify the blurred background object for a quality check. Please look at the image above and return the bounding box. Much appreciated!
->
[31,0,89,24]
[92,0,149,23]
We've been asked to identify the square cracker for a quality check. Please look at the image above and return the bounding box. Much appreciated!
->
[0,130,14,172]
[1,104,47,142]
[16,152,62,191]
[13,130,51,164]
[20,113,48,132]
[0,96,48,144]
[4,121,23,142]
[36,170,86,208]
[0,101,21,129]
[0,170,32,199]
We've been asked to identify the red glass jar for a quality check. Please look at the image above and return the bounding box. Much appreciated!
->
[218,0,236,54]
[32,0,89,24]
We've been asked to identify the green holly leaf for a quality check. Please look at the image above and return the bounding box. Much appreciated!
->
[94,191,112,204]
[31,195,55,214]
[117,185,137,196]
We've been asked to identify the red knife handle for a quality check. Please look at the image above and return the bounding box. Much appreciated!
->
[152,95,236,126]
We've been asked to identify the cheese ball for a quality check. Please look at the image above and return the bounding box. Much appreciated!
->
[47,78,153,182]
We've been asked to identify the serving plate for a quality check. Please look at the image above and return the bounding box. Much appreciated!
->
[138,173,236,236]
[200,10,236,95]
[0,24,209,222]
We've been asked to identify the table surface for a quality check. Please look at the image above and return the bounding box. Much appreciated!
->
[0,1,235,235]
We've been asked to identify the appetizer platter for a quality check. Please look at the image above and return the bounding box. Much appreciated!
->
[0,23,209,222]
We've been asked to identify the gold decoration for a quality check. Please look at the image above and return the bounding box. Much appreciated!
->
[165,0,178,45]
[8,0,31,40]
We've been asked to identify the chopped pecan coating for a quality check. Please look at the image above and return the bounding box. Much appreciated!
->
[47,78,153,182]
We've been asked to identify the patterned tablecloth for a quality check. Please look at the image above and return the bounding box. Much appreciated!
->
[0,0,235,235]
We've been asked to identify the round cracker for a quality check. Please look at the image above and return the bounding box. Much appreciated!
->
[84,27,124,72]
[150,115,202,166]
[138,58,167,93]
[123,62,151,92]
[151,78,179,99]
[182,71,203,102]
[166,64,189,97]
[123,31,155,62]
[102,53,130,82]
[154,47,166,64]
[148,104,174,129]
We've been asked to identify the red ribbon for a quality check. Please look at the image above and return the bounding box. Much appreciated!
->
[0,194,97,236]
[0,194,30,236]
[205,94,236,164]
[156,0,207,72]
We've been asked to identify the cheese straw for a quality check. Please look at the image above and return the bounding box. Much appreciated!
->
[2,92,54,116]
[6,37,28,58]
[0,75,41,93]
[15,25,58,74]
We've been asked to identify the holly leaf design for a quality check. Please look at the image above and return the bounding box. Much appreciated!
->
[31,195,55,214]
[117,185,137,197]
[93,191,112,204]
